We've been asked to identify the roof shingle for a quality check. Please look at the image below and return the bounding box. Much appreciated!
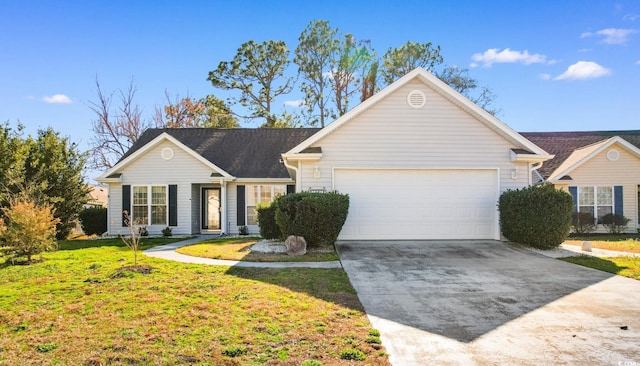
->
[120,128,320,178]
[520,130,640,179]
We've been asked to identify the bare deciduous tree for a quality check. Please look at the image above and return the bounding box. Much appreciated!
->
[88,77,150,170]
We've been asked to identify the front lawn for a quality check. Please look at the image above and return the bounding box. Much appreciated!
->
[177,237,341,262]
[564,235,640,253]
[0,238,387,365]
[560,256,640,280]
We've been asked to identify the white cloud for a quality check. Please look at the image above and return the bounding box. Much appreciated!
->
[554,61,611,80]
[636,60,640,65]
[539,73,552,80]
[283,99,304,107]
[623,13,639,22]
[581,28,638,44]
[42,94,73,104]
[470,48,547,67]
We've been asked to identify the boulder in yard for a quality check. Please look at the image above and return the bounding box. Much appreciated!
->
[285,235,307,256]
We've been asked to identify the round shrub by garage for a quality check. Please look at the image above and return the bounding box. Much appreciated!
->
[274,191,349,248]
[498,183,573,249]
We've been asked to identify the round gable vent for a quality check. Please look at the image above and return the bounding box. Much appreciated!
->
[161,147,174,160]
[607,149,619,161]
[407,90,426,109]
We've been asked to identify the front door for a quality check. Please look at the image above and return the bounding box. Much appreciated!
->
[202,188,221,230]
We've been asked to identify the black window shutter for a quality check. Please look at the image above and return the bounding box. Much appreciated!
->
[237,185,246,226]
[614,186,623,216]
[286,184,295,194]
[122,185,131,226]
[168,185,178,226]
[568,186,577,212]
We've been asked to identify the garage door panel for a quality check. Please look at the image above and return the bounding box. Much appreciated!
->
[334,169,498,240]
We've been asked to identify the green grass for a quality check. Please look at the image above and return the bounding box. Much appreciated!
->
[177,236,341,262]
[560,256,640,280]
[564,236,640,253]
[0,238,388,365]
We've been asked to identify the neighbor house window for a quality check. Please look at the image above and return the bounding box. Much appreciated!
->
[132,185,167,225]
[246,185,286,225]
[578,186,613,224]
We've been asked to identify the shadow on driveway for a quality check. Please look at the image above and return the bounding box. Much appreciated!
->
[336,240,640,365]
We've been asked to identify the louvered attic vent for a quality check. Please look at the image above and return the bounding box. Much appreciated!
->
[407,90,426,109]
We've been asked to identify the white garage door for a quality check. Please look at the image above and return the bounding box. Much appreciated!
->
[334,169,499,240]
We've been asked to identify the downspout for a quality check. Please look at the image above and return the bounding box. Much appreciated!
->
[529,161,544,186]
[281,155,300,192]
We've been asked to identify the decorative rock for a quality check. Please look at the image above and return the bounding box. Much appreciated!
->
[582,241,592,252]
[285,235,307,256]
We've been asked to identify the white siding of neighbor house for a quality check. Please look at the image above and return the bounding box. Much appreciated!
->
[227,182,238,234]
[107,140,219,236]
[298,79,529,193]
[107,182,123,235]
[555,144,640,232]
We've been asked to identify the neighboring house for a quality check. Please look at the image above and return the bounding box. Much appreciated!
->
[522,131,640,232]
[86,184,109,208]
[98,68,554,239]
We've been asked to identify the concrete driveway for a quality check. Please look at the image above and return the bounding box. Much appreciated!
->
[336,240,640,365]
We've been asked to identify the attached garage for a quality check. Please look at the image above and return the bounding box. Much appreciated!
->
[334,169,500,240]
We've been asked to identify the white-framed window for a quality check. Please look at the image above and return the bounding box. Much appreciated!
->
[246,185,286,225]
[132,185,167,225]
[578,186,613,224]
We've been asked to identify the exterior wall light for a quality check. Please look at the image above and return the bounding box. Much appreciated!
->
[313,166,321,179]
[511,167,519,180]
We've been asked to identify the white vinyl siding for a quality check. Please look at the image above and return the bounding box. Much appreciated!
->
[298,79,527,194]
[295,79,527,239]
[559,144,640,232]
[106,140,220,236]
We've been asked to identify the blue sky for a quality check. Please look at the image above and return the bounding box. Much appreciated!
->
[1,0,639,169]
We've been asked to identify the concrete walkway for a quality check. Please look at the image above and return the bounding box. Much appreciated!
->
[532,242,640,258]
[143,235,342,269]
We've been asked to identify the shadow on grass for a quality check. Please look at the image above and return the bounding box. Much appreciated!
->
[224,266,364,312]
[57,237,184,251]
[560,256,638,279]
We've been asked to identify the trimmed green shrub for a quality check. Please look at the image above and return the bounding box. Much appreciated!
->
[161,226,172,237]
[256,203,280,239]
[602,213,630,234]
[274,192,349,248]
[339,348,366,361]
[78,207,107,236]
[499,183,573,249]
[571,211,596,234]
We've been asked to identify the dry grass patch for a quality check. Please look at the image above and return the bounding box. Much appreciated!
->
[177,237,340,262]
[0,238,387,365]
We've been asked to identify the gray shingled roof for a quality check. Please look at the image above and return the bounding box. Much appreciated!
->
[120,128,640,181]
[520,130,640,179]
[120,128,320,178]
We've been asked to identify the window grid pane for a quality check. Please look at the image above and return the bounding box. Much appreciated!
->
[579,187,594,205]
[151,205,167,225]
[247,206,257,225]
[260,185,271,204]
[274,185,286,198]
[152,186,166,205]
[133,186,148,205]
[597,186,612,205]
[132,206,148,225]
